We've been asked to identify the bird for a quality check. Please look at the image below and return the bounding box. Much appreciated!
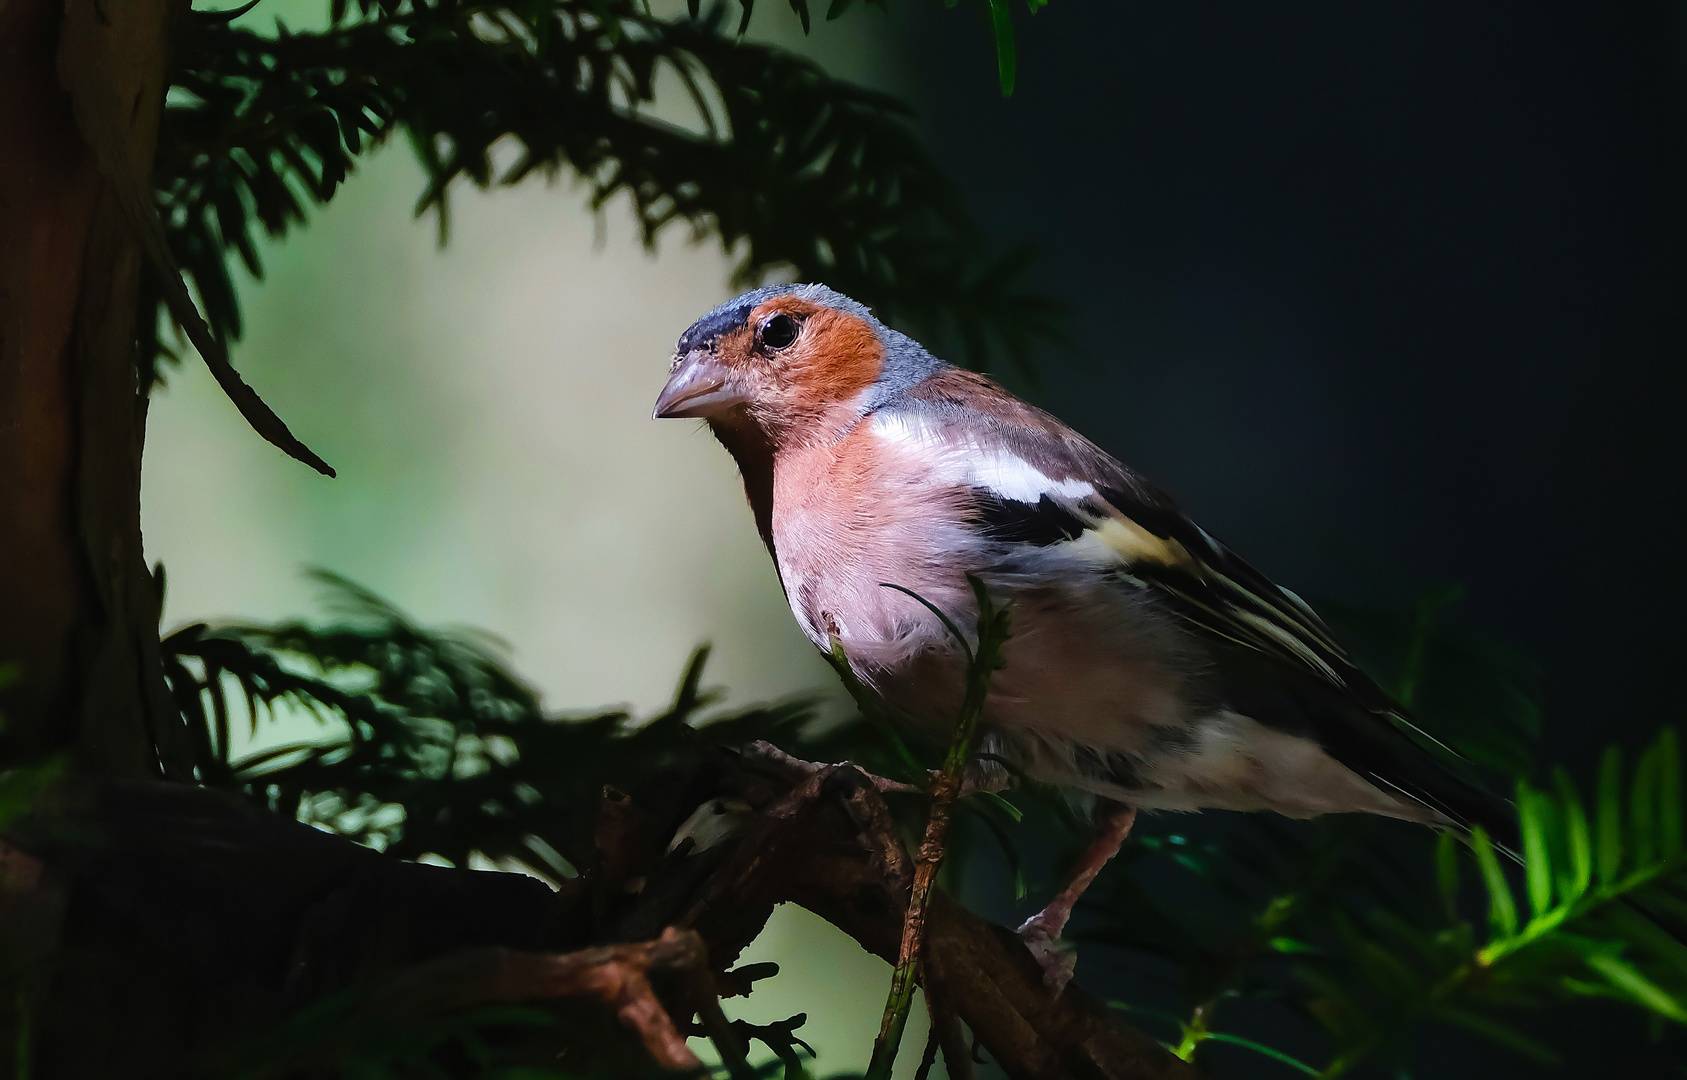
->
[653,282,1510,986]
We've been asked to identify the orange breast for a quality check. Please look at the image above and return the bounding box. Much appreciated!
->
[769,420,974,657]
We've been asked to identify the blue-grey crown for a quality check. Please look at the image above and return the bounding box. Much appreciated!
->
[675,284,878,355]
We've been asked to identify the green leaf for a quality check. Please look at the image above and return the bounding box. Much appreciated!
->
[969,788,1023,823]
[984,0,1017,96]
[1633,743,1660,869]
[785,0,811,34]
[1201,1032,1320,1076]
[1657,727,1682,858]
[1598,745,1625,885]
[1434,1007,1564,1065]
[0,753,67,826]
[1436,829,1462,916]
[1518,782,1554,918]
[1472,828,1518,939]
[1637,886,1687,925]
[878,583,973,665]
[1553,767,1592,903]
[1605,902,1687,978]
[1585,953,1687,1022]
[964,799,1027,901]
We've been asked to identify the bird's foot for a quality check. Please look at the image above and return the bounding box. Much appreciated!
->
[1016,910,1078,992]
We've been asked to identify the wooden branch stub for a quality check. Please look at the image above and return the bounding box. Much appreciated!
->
[362,927,708,1071]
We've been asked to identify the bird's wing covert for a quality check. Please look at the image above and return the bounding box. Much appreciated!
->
[882,373,1441,746]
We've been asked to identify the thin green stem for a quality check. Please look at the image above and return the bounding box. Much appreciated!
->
[864,577,1010,1080]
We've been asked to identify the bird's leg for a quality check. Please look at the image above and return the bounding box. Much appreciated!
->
[1016,800,1136,991]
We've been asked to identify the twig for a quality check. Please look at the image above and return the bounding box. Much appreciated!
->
[865,577,1011,1080]
[913,1022,942,1080]
[358,926,708,1072]
[745,739,920,794]
[661,753,1197,1075]
[685,964,754,1080]
[925,976,975,1080]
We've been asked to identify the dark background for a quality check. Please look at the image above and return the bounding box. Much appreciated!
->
[883,4,1687,1075]
[892,0,1687,771]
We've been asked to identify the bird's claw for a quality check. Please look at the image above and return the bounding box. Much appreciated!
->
[1017,913,1077,993]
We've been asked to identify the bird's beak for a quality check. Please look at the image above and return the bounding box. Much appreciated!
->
[653,350,749,419]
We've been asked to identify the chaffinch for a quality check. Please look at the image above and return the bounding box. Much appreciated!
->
[655,283,1507,981]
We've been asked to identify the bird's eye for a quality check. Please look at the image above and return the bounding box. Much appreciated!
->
[759,313,799,351]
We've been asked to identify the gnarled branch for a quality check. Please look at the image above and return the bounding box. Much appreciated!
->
[360,927,709,1071]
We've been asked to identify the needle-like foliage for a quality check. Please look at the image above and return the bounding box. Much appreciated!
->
[162,570,816,880]
[158,573,834,1079]
[145,0,1063,392]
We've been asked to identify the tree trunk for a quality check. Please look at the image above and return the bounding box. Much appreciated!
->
[0,0,184,777]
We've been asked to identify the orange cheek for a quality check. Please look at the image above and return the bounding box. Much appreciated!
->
[740,298,885,410]
[789,309,884,404]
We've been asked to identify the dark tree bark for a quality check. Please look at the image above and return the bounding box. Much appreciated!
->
[0,0,183,777]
